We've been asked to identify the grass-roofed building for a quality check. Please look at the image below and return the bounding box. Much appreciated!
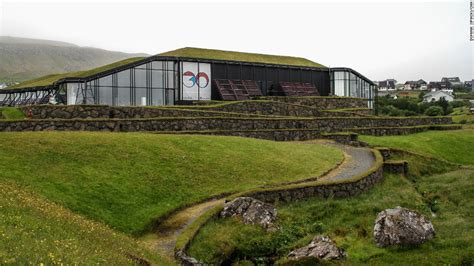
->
[0,47,375,107]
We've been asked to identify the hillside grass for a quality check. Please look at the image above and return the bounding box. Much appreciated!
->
[187,153,473,265]
[360,129,474,165]
[0,107,25,120]
[0,181,173,265]
[0,132,343,235]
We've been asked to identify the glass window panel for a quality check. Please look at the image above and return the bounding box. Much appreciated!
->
[117,87,130,106]
[136,88,147,106]
[166,61,174,70]
[117,69,130,87]
[152,61,164,70]
[152,70,163,88]
[135,68,147,88]
[167,71,175,88]
[98,75,112,87]
[334,80,345,96]
[151,88,164,106]
[99,86,113,105]
[166,89,175,105]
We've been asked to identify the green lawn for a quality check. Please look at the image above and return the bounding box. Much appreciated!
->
[0,132,342,235]
[360,129,474,165]
[0,181,172,265]
[0,107,25,120]
[187,154,473,264]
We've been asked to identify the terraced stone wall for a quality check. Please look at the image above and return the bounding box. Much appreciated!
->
[20,98,371,120]
[257,96,368,110]
[0,116,452,133]
[246,165,384,202]
[20,105,264,119]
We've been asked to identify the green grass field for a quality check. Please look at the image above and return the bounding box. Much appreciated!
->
[187,156,473,265]
[0,181,172,265]
[360,129,474,165]
[0,107,25,120]
[0,132,342,235]
[187,129,474,264]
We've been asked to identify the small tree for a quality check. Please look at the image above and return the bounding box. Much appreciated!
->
[435,97,450,115]
[424,106,444,116]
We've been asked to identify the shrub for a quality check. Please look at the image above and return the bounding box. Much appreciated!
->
[424,106,444,116]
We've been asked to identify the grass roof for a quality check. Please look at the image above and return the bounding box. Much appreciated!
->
[7,57,145,90]
[159,47,326,68]
[7,47,325,91]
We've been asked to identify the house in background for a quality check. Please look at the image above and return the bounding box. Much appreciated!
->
[378,79,396,91]
[428,81,452,93]
[403,79,427,90]
[423,90,454,103]
[465,80,473,91]
[441,77,463,87]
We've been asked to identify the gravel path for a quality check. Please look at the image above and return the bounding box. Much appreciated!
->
[143,141,376,260]
[318,142,375,182]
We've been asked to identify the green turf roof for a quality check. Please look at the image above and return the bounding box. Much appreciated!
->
[7,57,146,90]
[7,47,326,91]
[159,47,326,68]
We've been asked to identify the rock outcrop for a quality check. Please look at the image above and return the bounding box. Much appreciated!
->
[288,235,346,261]
[220,197,277,229]
[374,206,435,247]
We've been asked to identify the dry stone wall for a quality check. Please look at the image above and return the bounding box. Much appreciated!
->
[245,166,384,203]
[0,116,453,133]
[257,97,368,110]
[20,105,264,119]
[20,102,370,120]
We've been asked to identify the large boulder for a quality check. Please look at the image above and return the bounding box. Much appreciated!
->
[288,235,346,261]
[220,197,277,229]
[374,206,435,247]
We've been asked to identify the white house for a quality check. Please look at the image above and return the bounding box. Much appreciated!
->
[423,90,454,103]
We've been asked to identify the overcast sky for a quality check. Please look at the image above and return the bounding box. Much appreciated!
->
[1,0,472,82]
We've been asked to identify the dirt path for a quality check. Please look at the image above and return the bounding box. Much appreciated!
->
[140,140,376,260]
[139,199,225,260]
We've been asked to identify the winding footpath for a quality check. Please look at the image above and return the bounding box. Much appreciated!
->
[139,140,376,261]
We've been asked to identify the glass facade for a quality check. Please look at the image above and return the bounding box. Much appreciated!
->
[66,60,178,106]
[331,70,375,108]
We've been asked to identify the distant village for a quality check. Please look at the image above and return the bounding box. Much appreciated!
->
[375,77,473,103]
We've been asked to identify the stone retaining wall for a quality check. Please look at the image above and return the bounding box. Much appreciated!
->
[0,117,453,133]
[21,102,370,120]
[190,101,323,117]
[156,130,360,143]
[246,163,384,202]
[257,96,368,109]
[20,105,265,120]
[383,161,408,175]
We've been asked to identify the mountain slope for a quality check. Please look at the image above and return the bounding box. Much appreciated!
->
[0,36,148,83]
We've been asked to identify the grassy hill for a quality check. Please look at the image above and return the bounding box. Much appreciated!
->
[187,129,474,264]
[0,132,342,235]
[0,181,172,265]
[360,129,474,165]
[0,36,147,83]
